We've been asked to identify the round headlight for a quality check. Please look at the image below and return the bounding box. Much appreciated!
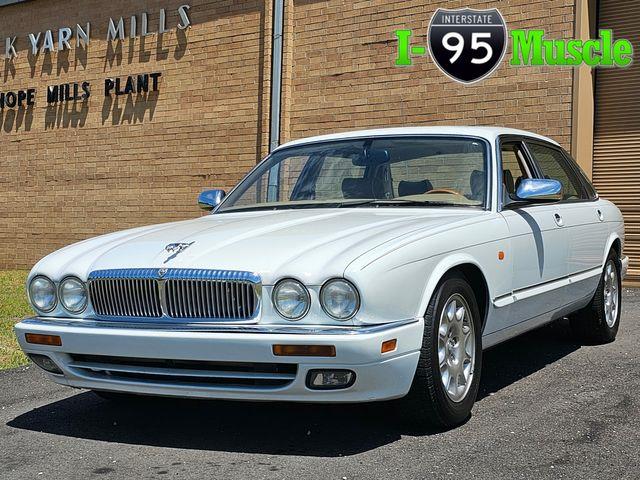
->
[59,277,87,313]
[28,276,57,313]
[272,279,310,320]
[320,279,360,320]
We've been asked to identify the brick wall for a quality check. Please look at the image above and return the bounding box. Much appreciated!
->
[283,0,575,148]
[0,0,576,269]
[0,0,271,268]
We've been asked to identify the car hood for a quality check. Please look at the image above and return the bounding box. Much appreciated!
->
[32,208,483,285]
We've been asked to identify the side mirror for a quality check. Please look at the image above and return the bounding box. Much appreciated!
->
[198,189,226,211]
[515,179,563,203]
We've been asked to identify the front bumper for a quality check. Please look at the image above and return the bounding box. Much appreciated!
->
[15,317,423,402]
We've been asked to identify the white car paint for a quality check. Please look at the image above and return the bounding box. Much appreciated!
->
[15,127,626,402]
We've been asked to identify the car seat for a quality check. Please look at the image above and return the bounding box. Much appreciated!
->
[398,180,433,197]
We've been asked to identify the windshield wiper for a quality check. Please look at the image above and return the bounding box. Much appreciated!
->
[337,199,469,208]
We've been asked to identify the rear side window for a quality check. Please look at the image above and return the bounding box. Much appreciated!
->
[562,150,598,199]
[526,143,586,201]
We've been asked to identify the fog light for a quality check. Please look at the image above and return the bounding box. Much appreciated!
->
[306,369,356,390]
[28,354,63,375]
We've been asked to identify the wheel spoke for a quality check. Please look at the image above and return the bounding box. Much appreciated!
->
[439,320,448,339]
[462,359,472,379]
[464,340,473,359]
[455,306,465,322]
[458,369,468,387]
[441,369,450,390]
[462,324,471,339]
[448,372,457,397]
[446,301,456,322]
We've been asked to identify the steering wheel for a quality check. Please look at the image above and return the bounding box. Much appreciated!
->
[424,188,464,197]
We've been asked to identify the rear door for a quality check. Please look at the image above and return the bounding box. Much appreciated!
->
[525,140,606,303]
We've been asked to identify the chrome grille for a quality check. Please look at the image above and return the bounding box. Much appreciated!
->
[165,279,257,320]
[87,269,260,321]
[89,274,162,318]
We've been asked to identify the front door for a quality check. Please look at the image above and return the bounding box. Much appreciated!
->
[497,140,569,329]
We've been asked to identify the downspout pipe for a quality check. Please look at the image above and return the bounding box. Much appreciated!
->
[269,0,285,152]
[266,0,285,200]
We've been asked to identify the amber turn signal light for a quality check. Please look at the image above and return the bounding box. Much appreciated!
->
[381,339,397,353]
[25,333,62,346]
[273,344,336,357]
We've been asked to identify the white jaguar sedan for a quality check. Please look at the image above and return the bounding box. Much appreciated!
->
[16,127,627,428]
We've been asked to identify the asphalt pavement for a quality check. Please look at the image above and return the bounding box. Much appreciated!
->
[1,291,639,479]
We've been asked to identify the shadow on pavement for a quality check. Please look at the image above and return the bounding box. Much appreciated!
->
[7,322,580,456]
[477,319,580,400]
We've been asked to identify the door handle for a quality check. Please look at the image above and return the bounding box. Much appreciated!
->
[554,213,564,227]
[597,209,604,222]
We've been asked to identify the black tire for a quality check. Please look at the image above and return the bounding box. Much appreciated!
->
[570,250,622,344]
[403,273,483,429]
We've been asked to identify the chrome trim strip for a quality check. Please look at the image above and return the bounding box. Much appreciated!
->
[19,317,419,336]
[492,266,602,308]
[88,268,261,284]
[67,361,297,381]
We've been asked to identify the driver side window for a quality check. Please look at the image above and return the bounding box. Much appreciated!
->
[500,142,532,203]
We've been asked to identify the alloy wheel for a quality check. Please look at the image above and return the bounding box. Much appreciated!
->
[437,293,476,403]
[604,259,619,328]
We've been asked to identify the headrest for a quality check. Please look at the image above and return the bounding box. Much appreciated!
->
[342,178,373,199]
[503,169,515,193]
[398,180,433,197]
[470,170,485,197]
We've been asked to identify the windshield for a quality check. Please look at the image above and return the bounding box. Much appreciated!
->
[217,136,488,212]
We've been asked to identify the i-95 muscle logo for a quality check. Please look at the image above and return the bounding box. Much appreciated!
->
[395,6,634,84]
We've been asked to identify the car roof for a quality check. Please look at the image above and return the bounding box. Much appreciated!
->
[275,126,560,151]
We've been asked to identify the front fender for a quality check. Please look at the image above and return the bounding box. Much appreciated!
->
[416,254,493,320]
[346,215,511,325]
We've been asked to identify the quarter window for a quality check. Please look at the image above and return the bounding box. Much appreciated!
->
[527,143,584,200]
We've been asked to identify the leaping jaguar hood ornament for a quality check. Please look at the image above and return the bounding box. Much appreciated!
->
[164,241,195,263]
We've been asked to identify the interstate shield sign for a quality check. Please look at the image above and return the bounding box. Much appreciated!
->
[428,8,507,84]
